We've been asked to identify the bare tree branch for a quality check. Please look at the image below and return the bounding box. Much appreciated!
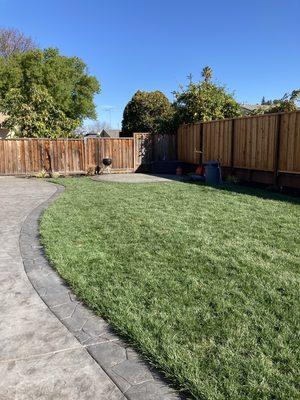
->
[0,27,37,59]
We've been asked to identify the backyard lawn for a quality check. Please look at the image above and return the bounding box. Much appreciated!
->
[40,177,300,400]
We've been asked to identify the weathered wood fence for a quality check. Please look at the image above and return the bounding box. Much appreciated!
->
[0,137,136,175]
[0,132,178,176]
[177,110,300,188]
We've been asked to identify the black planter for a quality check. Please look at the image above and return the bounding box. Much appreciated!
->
[103,158,112,166]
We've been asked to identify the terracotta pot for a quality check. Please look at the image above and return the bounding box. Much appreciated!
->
[176,166,183,176]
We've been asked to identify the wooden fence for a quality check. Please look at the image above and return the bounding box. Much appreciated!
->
[0,133,178,176]
[85,138,134,171]
[152,134,177,161]
[177,110,300,188]
[0,137,138,175]
[1,111,299,188]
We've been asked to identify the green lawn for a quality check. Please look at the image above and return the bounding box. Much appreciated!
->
[40,177,300,400]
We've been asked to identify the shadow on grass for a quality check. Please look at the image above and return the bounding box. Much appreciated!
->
[148,173,300,205]
[214,183,300,205]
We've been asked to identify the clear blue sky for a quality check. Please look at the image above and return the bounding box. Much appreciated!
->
[1,0,299,128]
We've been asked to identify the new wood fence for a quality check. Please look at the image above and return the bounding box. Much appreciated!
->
[177,110,300,188]
[152,134,177,161]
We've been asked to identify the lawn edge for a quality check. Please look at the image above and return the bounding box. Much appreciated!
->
[19,180,183,400]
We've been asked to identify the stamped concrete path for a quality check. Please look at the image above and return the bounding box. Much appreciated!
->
[0,177,179,400]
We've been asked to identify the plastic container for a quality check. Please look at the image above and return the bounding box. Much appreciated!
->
[203,161,222,184]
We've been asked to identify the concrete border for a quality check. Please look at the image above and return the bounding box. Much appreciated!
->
[20,182,181,400]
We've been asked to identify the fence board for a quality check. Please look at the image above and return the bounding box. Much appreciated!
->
[133,133,152,171]
[279,111,300,173]
[203,120,232,166]
[178,123,201,164]
[177,110,300,186]
[0,137,135,175]
[152,134,177,161]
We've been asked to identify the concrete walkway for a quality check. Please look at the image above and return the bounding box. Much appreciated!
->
[0,177,123,399]
[0,177,179,400]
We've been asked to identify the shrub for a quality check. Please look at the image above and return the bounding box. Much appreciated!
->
[36,169,48,178]
[122,90,175,136]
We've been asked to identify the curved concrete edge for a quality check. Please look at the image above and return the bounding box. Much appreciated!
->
[20,182,182,400]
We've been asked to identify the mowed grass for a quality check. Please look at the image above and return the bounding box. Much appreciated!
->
[40,178,300,399]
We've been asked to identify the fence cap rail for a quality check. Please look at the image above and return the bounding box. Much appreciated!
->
[178,109,300,127]
[0,137,134,141]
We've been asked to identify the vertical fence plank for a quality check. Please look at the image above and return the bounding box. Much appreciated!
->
[177,111,300,179]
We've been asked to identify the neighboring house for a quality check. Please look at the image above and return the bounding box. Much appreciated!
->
[83,129,121,139]
[100,129,121,138]
[240,103,272,115]
[83,132,100,139]
[0,113,9,139]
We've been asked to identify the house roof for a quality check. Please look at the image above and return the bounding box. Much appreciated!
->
[84,132,99,138]
[240,104,273,114]
[0,113,8,126]
[101,129,121,138]
[240,104,261,111]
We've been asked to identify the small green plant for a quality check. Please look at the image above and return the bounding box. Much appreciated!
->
[36,169,48,178]
[50,171,60,179]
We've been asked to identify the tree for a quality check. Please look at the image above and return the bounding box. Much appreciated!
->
[0,27,36,59]
[252,90,300,115]
[88,120,111,133]
[1,85,78,138]
[0,48,100,137]
[173,70,242,124]
[122,90,175,136]
[201,66,213,82]
[74,120,112,136]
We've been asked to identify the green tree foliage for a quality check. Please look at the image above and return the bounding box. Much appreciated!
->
[121,90,175,136]
[201,66,213,82]
[1,85,78,138]
[173,68,242,124]
[0,48,100,137]
[122,68,242,135]
[252,90,300,115]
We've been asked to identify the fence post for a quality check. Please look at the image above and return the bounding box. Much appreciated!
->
[82,138,86,172]
[230,118,235,172]
[175,128,179,160]
[273,113,282,186]
[199,123,204,164]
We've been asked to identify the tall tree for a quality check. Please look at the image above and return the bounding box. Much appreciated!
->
[0,48,100,137]
[122,90,175,136]
[0,27,36,59]
[1,85,78,138]
[173,71,242,124]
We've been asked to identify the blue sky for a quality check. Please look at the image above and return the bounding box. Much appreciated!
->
[1,0,299,128]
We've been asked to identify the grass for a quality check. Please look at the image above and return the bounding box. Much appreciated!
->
[40,177,300,399]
